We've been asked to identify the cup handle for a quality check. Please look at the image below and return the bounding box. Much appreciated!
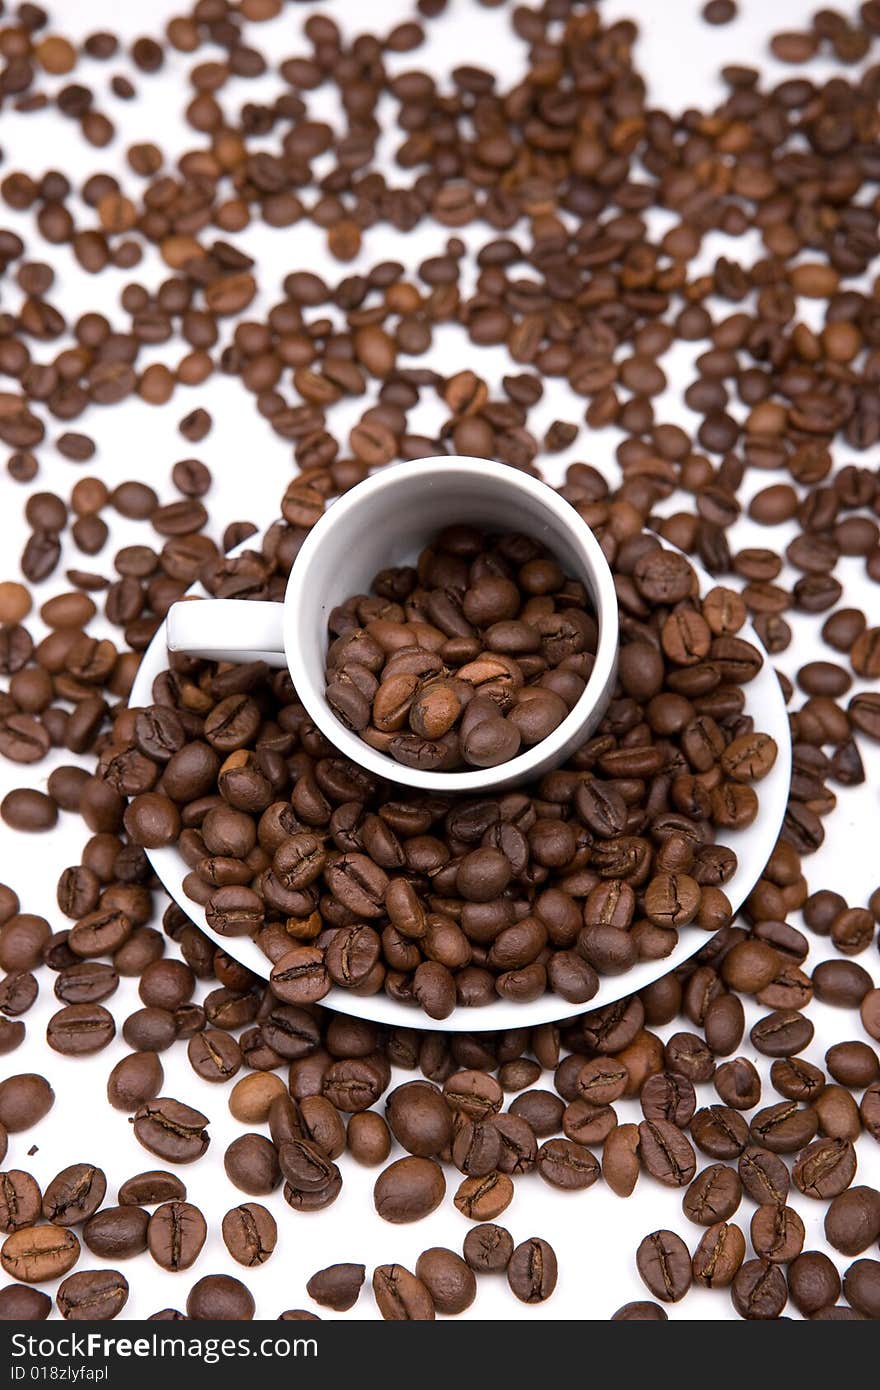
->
[165,599,288,667]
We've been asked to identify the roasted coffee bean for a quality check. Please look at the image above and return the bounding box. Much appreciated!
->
[824,1187,880,1255]
[0,973,37,1017]
[107,1052,163,1112]
[714,1058,761,1111]
[0,1283,51,1319]
[133,1099,209,1164]
[221,1203,276,1267]
[636,1229,692,1303]
[692,1221,745,1289]
[144,1200,207,1272]
[386,1082,453,1158]
[55,961,118,1005]
[453,1171,514,1220]
[372,1264,434,1321]
[462,1222,514,1273]
[750,1203,805,1264]
[738,1147,790,1206]
[750,1102,818,1155]
[1,1225,80,1284]
[374,1157,445,1223]
[186,1274,255,1321]
[187,1030,242,1083]
[750,1010,814,1058]
[683,1164,742,1226]
[306,1262,365,1311]
[415,1248,476,1315]
[42,1165,106,1226]
[731,1258,788,1320]
[346,1111,392,1166]
[770,1058,824,1103]
[223,1135,280,1197]
[56,1268,128,1321]
[536,1138,599,1191]
[0,1074,54,1131]
[117,1172,186,1207]
[842,1259,880,1319]
[509,1090,565,1137]
[792,1138,856,1200]
[638,1119,696,1187]
[602,1123,640,1198]
[611,1301,668,1321]
[691,1106,750,1160]
[507,1237,557,1304]
[641,1072,696,1127]
[788,1251,842,1317]
[83,1206,149,1261]
[0,1171,42,1233]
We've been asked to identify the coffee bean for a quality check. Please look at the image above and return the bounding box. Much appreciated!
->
[0,1170,42,1233]
[47,1002,115,1055]
[414,1247,475,1315]
[462,1222,514,1273]
[306,1262,365,1311]
[826,1040,879,1088]
[842,1259,880,1319]
[224,1134,280,1197]
[611,1301,668,1320]
[736,1147,790,1208]
[386,1081,453,1158]
[373,1156,445,1223]
[0,1283,51,1319]
[731,1258,788,1319]
[637,1229,692,1302]
[453,1170,513,1220]
[1,789,57,832]
[186,1274,255,1321]
[0,1074,53,1132]
[372,1264,435,1320]
[221,1202,276,1267]
[750,1010,814,1058]
[500,1239,556,1301]
[812,960,873,1007]
[1,918,51,973]
[824,1187,880,1255]
[750,1203,805,1264]
[750,1102,818,1154]
[788,1251,841,1317]
[56,1268,128,1321]
[1,1225,80,1284]
[117,1171,186,1207]
[536,1138,600,1191]
[601,1123,640,1198]
[683,1164,742,1225]
[638,1119,696,1187]
[42,1164,106,1226]
[346,1111,391,1166]
[107,1052,163,1112]
[133,1098,210,1164]
[692,1221,745,1288]
[147,1201,207,1271]
[83,1206,149,1260]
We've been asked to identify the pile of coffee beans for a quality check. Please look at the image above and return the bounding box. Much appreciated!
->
[109,533,778,1017]
[0,0,878,1322]
[325,526,599,770]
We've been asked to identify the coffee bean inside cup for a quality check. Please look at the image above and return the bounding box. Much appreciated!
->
[325,526,598,770]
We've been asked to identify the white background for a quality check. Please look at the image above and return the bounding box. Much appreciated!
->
[0,0,878,1320]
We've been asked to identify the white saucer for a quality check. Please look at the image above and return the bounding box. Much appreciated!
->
[129,539,792,1032]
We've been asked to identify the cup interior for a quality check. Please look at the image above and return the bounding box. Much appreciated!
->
[284,457,617,790]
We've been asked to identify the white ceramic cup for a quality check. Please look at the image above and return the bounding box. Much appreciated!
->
[165,456,619,794]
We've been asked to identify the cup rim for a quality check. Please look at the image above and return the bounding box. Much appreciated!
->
[283,455,619,792]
